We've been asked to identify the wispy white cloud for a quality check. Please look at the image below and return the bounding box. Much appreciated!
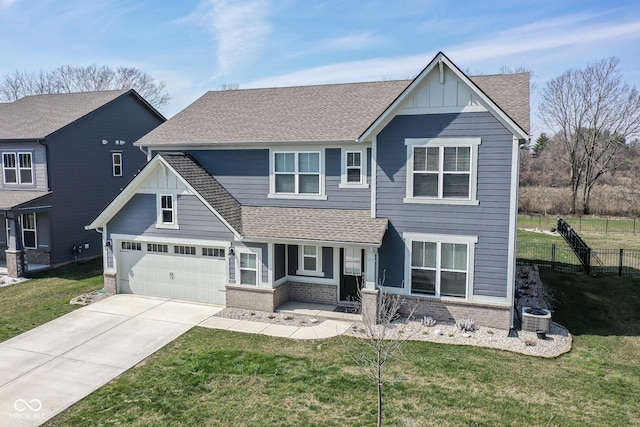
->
[244,12,640,88]
[0,0,19,8]
[317,32,382,52]
[199,0,271,78]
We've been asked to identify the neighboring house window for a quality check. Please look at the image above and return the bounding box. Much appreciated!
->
[404,138,480,204]
[297,245,323,276]
[156,194,178,229]
[405,233,477,299]
[270,150,325,198]
[344,247,362,276]
[3,152,33,185]
[239,252,258,285]
[19,213,37,249]
[203,247,225,258]
[340,149,368,188]
[112,152,123,177]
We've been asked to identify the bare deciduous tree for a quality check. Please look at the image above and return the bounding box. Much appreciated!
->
[539,57,640,214]
[216,83,240,91]
[344,284,417,427]
[0,65,170,108]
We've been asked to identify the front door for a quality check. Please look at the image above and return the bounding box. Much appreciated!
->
[339,248,364,302]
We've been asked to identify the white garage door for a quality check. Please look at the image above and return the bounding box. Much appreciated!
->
[118,241,227,305]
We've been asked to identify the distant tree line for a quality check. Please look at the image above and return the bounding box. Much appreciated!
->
[0,64,170,109]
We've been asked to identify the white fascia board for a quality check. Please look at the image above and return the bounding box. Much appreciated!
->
[358,52,529,142]
[242,236,382,249]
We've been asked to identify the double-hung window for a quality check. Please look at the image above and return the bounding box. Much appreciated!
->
[340,149,368,188]
[3,152,33,185]
[405,233,477,299]
[271,151,324,198]
[297,245,323,276]
[405,138,480,204]
[112,152,123,177]
[239,252,258,285]
[19,213,37,249]
[156,194,178,229]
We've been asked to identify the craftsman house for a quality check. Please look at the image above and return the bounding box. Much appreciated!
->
[0,90,165,277]
[87,52,529,328]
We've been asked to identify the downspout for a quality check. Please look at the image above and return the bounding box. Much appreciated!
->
[138,145,151,161]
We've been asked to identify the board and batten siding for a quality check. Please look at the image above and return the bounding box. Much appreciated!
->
[0,142,48,191]
[186,148,371,210]
[107,193,235,241]
[376,112,514,299]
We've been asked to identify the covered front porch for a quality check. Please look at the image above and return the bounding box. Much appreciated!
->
[225,206,388,318]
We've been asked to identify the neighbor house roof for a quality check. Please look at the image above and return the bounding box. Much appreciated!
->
[0,190,51,210]
[0,90,161,140]
[137,68,529,147]
[242,206,388,245]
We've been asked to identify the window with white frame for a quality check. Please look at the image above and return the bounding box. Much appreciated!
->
[340,149,368,187]
[297,245,323,276]
[344,247,362,276]
[112,152,123,177]
[157,194,177,228]
[3,152,33,185]
[406,233,477,298]
[239,252,258,285]
[405,138,480,204]
[271,151,323,197]
[19,213,37,249]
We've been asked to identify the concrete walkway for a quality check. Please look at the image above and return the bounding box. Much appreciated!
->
[0,295,354,426]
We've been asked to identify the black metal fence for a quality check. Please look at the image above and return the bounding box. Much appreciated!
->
[517,242,640,277]
[519,214,639,234]
[557,218,592,274]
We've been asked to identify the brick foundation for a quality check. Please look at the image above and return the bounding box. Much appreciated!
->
[399,295,511,329]
[24,250,51,267]
[287,282,337,305]
[226,285,283,312]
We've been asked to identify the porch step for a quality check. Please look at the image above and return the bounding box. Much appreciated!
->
[277,301,361,322]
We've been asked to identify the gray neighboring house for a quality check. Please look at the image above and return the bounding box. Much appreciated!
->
[88,52,529,329]
[0,90,165,277]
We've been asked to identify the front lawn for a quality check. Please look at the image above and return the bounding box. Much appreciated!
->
[45,269,640,426]
[0,259,103,342]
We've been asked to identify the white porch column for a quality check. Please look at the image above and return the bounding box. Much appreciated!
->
[365,248,377,290]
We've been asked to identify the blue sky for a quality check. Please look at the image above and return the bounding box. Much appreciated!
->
[1,0,639,136]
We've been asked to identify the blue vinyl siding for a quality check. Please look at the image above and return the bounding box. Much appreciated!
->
[0,143,47,191]
[107,193,234,241]
[376,112,514,298]
[186,148,370,209]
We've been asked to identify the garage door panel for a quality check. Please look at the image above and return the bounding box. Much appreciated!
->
[118,242,227,305]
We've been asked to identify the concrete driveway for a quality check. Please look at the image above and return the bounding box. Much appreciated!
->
[0,295,222,426]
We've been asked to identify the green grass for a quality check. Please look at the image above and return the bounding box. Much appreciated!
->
[44,268,640,426]
[0,259,103,342]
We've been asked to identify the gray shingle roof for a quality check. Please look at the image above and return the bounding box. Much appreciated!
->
[138,81,409,145]
[470,73,530,134]
[159,152,243,234]
[137,72,529,147]
[242,206,388,245]
[0,90,128,140]
[0,190,51,210]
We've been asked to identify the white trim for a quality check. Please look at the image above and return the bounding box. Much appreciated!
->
[370,137,377,218]
[156,194,179,229]
[296,244,324,277]
[397,105,488,116]
[403,232,477,300]
[111,151,123,177]
[269,149,325,198]
[136,140,357,150]
[110,233,230,248]
[235,247,263,287]
[404,137,480,204]
[339,148,369,188]
[2,151,34,185]
[243,236,382,249]
[506,136,521,327]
